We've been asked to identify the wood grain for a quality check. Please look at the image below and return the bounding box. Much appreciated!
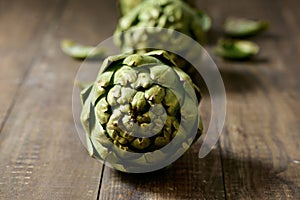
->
[0,0,61,135]
[0,0,119,199]
[0,0,299,199]
[99,145,225,200]
[207,0,300,199]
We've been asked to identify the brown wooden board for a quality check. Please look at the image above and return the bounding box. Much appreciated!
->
[205,0,300,199]
[0,0,299,199]
[0,0,119,199]
[0,0,62,136]
[99,146,225,200]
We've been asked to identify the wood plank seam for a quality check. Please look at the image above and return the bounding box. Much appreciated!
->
[219,144,228,200]
[0,0,69,137]
[97,164,105,200]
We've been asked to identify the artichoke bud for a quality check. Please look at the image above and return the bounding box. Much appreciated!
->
[174,8,182,21]
[131,91,147,112]
[163,89,180,115]
[107,110,122,126]
[118,0,197,16]
[173,119,180,130]
[80,50,202,172]
[94,72,113,101]
[131,138,151,150]
[121,114,137,132]
[118,0,144,16]
[150,104,165,116]
[115,0,211,53]
[96,71,114,87]
[149,8,160,19]
[95,98,110,124]
[131,72,152,89]
[145,85,166,104]
[158,15,168,28]
[154,136,170,147]
[164,123,172,135]
[152,117,166,134]
[107,85,122,106]
[166,115,176,126]
[119,104,131,113]
[114,66,137,85]
[136,112,151,124]
[139,123,153,136]
[117,87,137,105]
[119,131,134,142]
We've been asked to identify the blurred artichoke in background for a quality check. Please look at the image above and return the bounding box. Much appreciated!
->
[118,0,196,16]
[80,50,202,172]
[60,39,105,59]
[118,0,144,16]
[224,17,269,38]
[114,0,211,52]
[214,39,260,60]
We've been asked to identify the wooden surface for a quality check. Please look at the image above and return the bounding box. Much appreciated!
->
[0,0,299,199]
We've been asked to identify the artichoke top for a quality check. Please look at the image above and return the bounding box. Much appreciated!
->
[114,0,211,51]
[80,50,202,172]
[118,0,145,16]
[118,0,197,16]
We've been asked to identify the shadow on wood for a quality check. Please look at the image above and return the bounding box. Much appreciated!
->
[220,68,263,94]
[99,143,299,199]
[99,142,225,199]
[220,152,300,199]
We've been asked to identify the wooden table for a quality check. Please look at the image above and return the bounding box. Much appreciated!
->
[0,0,299,199]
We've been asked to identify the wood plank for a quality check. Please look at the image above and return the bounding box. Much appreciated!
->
[0,0,119,199]
[0,0,63,133]
[207,0,300,199]
[99,146,225,200]
[98,30,225,200]
[1,0,299,199]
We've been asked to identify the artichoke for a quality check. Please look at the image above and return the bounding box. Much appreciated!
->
[80,50,202,173]
[224,17,269,38]
[214,39,260,60]
[118,0,144,16]
[61,39,105,60]
[114,0,211,52]
[118,0,196,16]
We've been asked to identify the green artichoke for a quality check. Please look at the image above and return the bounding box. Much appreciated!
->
[224,17,269,38]
[214,39,260,60]
[118,0,196,16]
[60,39,105,60]
[80,50,202,172]
[114,0,211,52]
[118,0,144,16]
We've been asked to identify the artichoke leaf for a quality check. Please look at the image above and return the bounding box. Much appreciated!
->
[100,54,128,74]
[224,17,269,38]
[173,67,198,103]
[149,65,179,89]
[214,39,260,60]
[61,39,105,59]
[80,84,93,105]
